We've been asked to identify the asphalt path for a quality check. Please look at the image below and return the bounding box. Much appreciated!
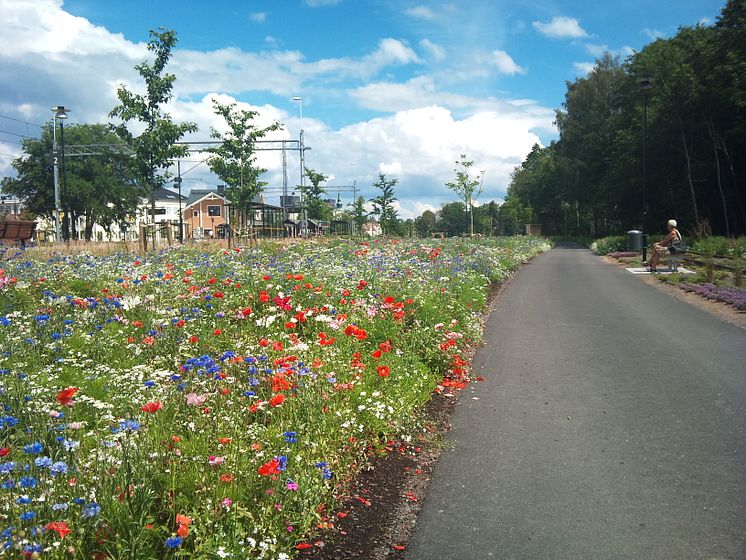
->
[407,243,746,560]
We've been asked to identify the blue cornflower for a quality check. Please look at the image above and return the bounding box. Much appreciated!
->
[34,314,50,323]
[81,503,101,518]
[276,455,288,472]
[51,503,69,511]
[0,317,10,326]
[16,496,32,504]
[19,511,36,521]
[34,457,53,468]
[19,476,37,488]
[242,391,256,397]
[51,332,62,340]
[72,498,85,505]
[165,536,183,548]
[50,461,68,476]
[62,439,79,452]
[1,479,15,489]
[23,442,43,455]
[0,416,19,428]
[118,419,141,432]
[23,544,42,554]
[284,431,298,443]
[143,380,156,387]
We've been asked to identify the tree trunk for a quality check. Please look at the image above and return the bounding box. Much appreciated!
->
[678,115,700,228]
[706,116,731,237]
[718,137,746,235]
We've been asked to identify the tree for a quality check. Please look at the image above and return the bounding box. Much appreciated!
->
[414,209,437,237]
[109,28,197,244]
[445,154,484,236]
[206,99,282,235]
[369,173,399,236]
[1,124,141,240]
[303,168,333,222]
[351,195,368,235]
[437,201,468,236]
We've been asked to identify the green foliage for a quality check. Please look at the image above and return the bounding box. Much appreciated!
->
[207,99,282,225]
[369,173,399,235]
[503,1,746,237]
[590,235,627,255]
[1,124,142,239]
[109,28,197,223]
[445,154,484,236]
[303,167,333,221]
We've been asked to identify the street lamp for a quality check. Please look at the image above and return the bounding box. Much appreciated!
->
[51,105,68,241]
[174,172,183,243]
[292,96,308,238]
[640,77,652,263]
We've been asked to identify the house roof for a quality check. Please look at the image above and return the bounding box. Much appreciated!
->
[152,187,187,203]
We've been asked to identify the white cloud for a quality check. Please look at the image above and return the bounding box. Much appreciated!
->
[420,39,446,61]
[573,62,595,75]
[0,0,554,219]
[491,50,526,75]
[643,28,665,40]
[249,12,267,23]
[405,6,438,21]
[304,0,343,6]
[533,16,588,39]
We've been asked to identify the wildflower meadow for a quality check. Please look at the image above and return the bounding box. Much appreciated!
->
[0,237,549,559]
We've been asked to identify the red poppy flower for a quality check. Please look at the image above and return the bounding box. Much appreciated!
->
[258,458,281,476]
[269,394,285,407]
[56,387,79,407]
[377,365,391,378]
[45,521,72,538]
[0,447,10,457]
[296,543,313,550]
[141,401,163,414]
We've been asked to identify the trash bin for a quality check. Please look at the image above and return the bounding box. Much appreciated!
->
[627,230,642,252]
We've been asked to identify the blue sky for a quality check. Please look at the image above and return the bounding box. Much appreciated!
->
[0,0,725,218]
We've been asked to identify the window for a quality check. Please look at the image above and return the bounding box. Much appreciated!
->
[193,211,199,217]
[207,205,221,217]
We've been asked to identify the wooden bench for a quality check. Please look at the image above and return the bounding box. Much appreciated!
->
[0,215,36,247]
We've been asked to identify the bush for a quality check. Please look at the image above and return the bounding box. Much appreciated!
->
[590,236,627,255]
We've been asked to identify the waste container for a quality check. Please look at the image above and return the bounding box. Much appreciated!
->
[627,230,642,252]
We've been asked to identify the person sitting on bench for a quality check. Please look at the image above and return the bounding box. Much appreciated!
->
[647,219,682,272]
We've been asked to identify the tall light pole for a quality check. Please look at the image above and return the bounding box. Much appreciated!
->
[175,160,183,243]
[640,77,652,263]
[51,106,68,242]
[349,162,357,235]
[293,96,308,238]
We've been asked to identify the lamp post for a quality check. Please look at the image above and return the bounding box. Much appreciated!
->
[640,77,652,263]
[174,162,183,243]
[292,96,308,238]
[51,106,68,242]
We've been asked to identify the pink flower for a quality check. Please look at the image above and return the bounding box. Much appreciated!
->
[208,456,224,467]
[185,392,209,406]
[221,498,233,509]
[287,481,299,491]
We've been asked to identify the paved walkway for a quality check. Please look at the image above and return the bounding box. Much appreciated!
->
[407,243,746,560]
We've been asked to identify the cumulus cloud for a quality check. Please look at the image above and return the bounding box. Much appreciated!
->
[420,39,446,61]
[573,62,595,75]
[491,50,526,75]
[405,6,438,21]
[249,12,267,23]
[0,0,555,219]
[533,16,588,39]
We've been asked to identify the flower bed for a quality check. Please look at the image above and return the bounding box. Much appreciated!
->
[0,237,549,558]
[678,283,746,311]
